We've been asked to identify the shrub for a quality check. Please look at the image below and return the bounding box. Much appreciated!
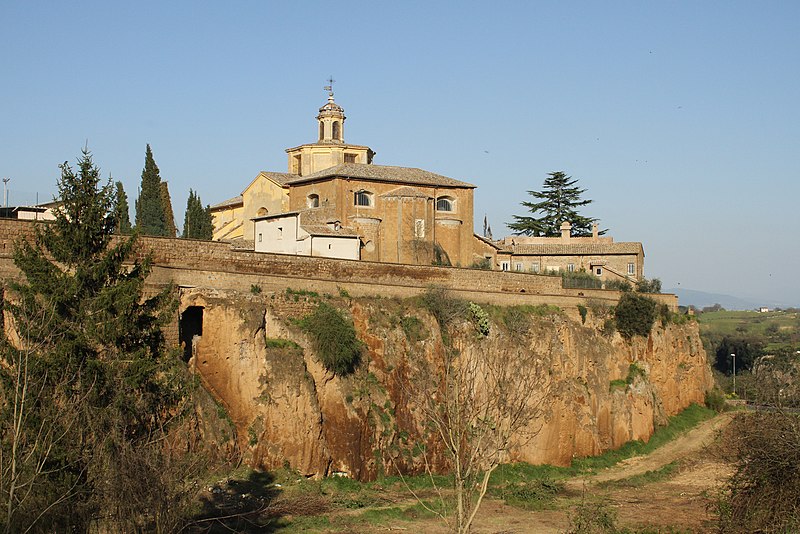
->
[577,304,588,324]
[400,315,427,343]
[299,302,362,375]
[469,257,492,270]
[250,284,262,294]
[718,411,800,532]
[704,388,727,413]
[419,286,467,331]
[468,302,490,336]
[636,277,662,293]
[605,279,632,292]
[614,292,657,339]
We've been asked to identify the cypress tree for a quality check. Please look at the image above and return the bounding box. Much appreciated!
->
[114,180,132,234]
[160,181,177,237]
[182,189,214,240]
[135,144,166,236]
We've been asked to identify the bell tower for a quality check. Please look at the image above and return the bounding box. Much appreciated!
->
[285,79,375,176]
[317,78,345,144]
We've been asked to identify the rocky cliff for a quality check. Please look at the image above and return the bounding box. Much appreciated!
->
[182,288,712,481]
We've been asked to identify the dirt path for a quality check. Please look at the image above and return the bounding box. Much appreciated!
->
[568,411,734,486]
[352,413,735,534]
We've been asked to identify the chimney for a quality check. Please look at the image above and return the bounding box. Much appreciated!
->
[592,223,599,241]
[560,221,572,241]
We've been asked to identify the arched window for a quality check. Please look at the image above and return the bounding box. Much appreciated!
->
[319,122,324,141]
[307,194,320,208]
[257,207,268,216]
[332,121,341,140]
[354,190,373,207]
[436,196,455,212]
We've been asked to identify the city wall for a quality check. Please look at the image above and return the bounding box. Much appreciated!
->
[0,219,678,316]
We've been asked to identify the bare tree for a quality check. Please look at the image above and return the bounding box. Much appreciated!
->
[406,289,551,534]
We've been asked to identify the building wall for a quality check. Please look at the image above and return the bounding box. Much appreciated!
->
[254,214,302,255]
[287,178,475,267]
[286,144,371,176]
[510,253,643,280]
[241,176,289,241]
[211,203,245,241]
[309,236,360,260]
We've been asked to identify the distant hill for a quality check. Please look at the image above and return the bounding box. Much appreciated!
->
[667,288,759,311]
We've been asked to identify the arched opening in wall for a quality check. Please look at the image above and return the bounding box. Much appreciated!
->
[436,196,455,212]
[332,121,341,140]
[307,194,320,208]
[354,190,373,207]
[179,306,204,362]
[257,207,268,216]
[319,122,325,141]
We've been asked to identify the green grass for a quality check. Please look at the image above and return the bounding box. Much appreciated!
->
[598,461,681,488]
[698,309,799,337]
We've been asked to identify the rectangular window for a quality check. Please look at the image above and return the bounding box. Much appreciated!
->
[277,227,283,240]
[501,261,510,272]
[258,233,262,243]
[596,267,602,275]
[414,219,425,238]
[344,153,357,163]
[515,263,523,272]
[627,263,635,275]
[568,263,575,272]
[531,263,540,273]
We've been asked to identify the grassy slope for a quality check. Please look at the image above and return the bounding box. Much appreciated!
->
[697,309,799,353]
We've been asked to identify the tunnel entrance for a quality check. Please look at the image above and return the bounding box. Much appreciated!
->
[179,306,204,362]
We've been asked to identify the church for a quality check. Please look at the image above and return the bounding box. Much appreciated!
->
[210,87,646,284]
[210,87,479,267]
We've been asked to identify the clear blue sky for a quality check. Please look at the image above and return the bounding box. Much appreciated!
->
[2,1,798,306]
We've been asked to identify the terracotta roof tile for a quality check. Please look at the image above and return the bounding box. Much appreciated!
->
[286,163,475,188]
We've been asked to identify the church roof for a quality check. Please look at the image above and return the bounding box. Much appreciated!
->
[380,186,431,198]
[258,171,296,186]
[287,163,475,189]
[210,195,243,210]
[504,242,644,255]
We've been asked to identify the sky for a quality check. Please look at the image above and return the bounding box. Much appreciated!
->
[1,1,798,306]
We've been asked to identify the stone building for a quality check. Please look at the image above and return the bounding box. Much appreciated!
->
[494,222,644,283]
[212,89,477,267]
[212,88,646,278]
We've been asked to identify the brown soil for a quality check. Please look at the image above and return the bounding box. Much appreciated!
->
[338,413,734,534]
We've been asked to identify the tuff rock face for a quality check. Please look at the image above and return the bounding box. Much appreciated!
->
[182,288,712,481]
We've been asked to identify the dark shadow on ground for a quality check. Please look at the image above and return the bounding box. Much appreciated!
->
[187,470,283,533]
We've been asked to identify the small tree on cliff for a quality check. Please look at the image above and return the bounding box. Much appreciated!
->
[0,148,185,530]
[408,288,551,534]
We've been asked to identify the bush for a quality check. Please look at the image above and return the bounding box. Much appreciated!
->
[614,293,657,339]
[299,302,362,375]
[468,302,490,336]
[605,279,632,292]
[718,411,800,532]
[704,388,727,413]
[636,277,662,294]
[577,304,588,324]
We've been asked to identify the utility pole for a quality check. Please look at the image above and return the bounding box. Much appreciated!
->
[731,353,736,396]
[2,178,9,208]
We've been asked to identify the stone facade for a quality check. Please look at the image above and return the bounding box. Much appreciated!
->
[211,89,477,267]
[496,222,645,282]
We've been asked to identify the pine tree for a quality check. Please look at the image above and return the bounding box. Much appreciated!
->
[507,171,604,237]
[135,144,166,236]
[114,180,132,234]
[182,189,214,240]
[160,181,177,237]
[2,148,181,528]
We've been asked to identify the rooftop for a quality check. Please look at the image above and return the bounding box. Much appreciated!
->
[286,163,475,189]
